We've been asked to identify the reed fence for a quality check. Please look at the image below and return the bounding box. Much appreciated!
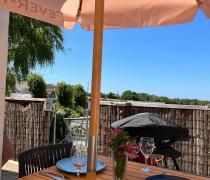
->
[4,98,53,160]
[99,101,210,177]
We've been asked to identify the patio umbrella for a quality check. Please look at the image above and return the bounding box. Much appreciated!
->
[0,0,201,30]
[111,112,190,171]
[0,0,210,179]
[111,113,189,141]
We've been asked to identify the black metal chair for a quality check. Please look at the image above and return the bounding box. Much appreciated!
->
[18,143,72,177]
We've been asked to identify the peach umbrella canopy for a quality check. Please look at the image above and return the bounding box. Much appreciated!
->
[80,0,198,30]
[0,0,80,29]
[1,0,209,30]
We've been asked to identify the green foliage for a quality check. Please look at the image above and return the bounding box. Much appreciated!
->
[101,92,107,98]
[6,68,16,96]
[73,84,87,108]
[55,83,87,125]
[55,102,80,118]
[55,82,74,108]
[26,73,47,98]
[107,92,120,99]
[55,102,80,142]
[8,13,64,79]
[75,106,86,117]
[101,91,210,106]
[121,90,138,101]
[137,93,152,101]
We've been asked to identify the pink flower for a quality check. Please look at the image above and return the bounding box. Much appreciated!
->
[107,139,112,145]
[128,153,138,159]
[119,143,126,148]
[112,128,123,138]
[102,128,139,160]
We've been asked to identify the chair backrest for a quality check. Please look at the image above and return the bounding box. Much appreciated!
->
[18,143,72,177]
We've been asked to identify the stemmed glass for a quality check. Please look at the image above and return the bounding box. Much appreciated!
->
[70,140,87,177]
[139,137,155,173]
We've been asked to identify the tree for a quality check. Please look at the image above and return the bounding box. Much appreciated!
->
[8,13,64,79]
[137,93,151,101]
[121,90,138,101]
[55,82,74,108]
[26,73,47,98]
[73,84,87,108]
[100,92,107,98]
[6,68,16,96]
[107,92,119,99]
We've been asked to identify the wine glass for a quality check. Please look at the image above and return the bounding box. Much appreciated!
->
[139,137,155,173]
[70,141,87,176]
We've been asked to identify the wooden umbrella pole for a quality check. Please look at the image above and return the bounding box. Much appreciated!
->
[87,0,104,179]
[0,9,10,177]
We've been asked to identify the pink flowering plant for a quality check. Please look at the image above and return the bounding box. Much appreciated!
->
[103,128,140,179]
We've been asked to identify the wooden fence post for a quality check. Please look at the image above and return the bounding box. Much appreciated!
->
[0,9,9,177]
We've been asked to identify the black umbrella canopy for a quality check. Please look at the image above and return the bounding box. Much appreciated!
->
[111,113,189,142]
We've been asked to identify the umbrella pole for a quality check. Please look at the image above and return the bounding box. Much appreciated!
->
[87,0,104,179]
[0,9,9,177]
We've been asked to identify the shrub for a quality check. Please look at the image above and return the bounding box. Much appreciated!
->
[107,92,120,99]
[55,82,74,108]
[121,90,138,101]
[75,106,86,117]
[26,73,47,98]
[73,84,87,108]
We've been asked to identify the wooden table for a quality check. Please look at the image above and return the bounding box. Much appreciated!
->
[18,156,209,180]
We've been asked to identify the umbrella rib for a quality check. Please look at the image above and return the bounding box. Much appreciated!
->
[196,0,205,7]
[76,0,83,18]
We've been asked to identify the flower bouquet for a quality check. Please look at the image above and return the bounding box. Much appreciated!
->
[104,128,140,180]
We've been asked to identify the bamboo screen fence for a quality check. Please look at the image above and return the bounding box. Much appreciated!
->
[4,98,53,160]
[99,101,210,177]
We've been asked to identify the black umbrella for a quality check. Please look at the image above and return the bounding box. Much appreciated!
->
[111,113,189,142]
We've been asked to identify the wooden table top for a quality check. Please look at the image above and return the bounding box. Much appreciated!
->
[18,156,209,180]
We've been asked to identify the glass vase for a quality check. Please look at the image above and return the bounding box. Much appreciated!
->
[112,151,128,180]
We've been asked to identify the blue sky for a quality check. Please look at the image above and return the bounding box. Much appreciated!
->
[35,11,210,100]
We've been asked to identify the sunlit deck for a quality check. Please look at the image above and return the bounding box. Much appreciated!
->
[1,160,18,180]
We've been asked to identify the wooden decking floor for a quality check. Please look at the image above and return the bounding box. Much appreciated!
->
[1,160,18,180]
